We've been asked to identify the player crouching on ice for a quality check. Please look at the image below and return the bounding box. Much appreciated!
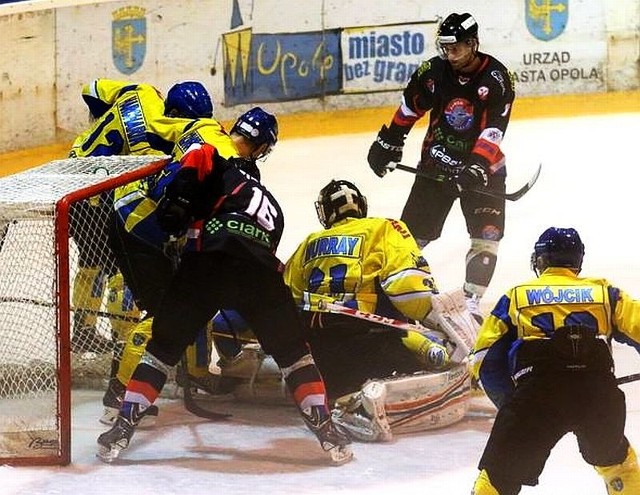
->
[209,179,480,442]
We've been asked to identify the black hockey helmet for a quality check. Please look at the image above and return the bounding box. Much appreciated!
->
[315,180,368,228]
[531,227,585,276]
[436,13,479,59]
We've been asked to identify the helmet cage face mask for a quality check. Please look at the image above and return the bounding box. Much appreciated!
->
[315,180,368,228]
[165,81,213,119]
[530,227,585,277]
[436,13,479,60]
[231,107,279,161]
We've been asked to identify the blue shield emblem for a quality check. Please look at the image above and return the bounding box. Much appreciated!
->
[112,7,147,74]
[525,0,568,41]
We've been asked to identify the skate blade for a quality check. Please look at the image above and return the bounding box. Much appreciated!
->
[328,445,354,466]
[96,443,125,463]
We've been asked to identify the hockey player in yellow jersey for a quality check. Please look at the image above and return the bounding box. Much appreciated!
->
[70,78,215,157]
[280,180,476,441]
[286,179,438,320]
[470,227,640,494]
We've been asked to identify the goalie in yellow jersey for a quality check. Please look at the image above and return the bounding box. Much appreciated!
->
[208,180,478,440]
[256,180,473,441]
[470,227,640,494]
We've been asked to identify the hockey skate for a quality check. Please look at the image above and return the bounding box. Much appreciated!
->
[332,380,393,443]
[100,378,158,427]
[97,402,156,462]
[302,405,354,466]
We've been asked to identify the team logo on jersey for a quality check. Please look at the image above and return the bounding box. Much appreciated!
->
[477,86,489,101]
[525,0,568,41]
[444,98,474,132]
[416,60,431,77]
[112,6,147,74]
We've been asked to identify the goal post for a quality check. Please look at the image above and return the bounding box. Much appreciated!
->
[0,155,168,465]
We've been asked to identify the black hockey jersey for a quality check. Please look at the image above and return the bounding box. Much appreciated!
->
[166,143,284,270]
[394,53,515,176]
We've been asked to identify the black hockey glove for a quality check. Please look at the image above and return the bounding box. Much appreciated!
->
[367,125,406,178]
[156,194,193,236]
[455,162,489,192]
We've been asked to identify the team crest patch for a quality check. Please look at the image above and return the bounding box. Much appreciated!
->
[444,98,474,132]
[112,6,147,74]
[525,0,568,41]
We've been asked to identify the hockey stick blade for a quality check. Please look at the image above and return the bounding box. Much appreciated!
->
[177,356,232,421]
[617,372,640,385]
[394,163,542,202]
[182,386,232,421]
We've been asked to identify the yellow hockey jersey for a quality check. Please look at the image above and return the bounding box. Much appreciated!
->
[112,124,239,243]
[284,216,438,321]
[70,79,239,160]
[470,267,640,396]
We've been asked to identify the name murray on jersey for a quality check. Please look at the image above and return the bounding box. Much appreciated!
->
[304,235,364,264]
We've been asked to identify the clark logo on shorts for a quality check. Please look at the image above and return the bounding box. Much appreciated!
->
[525,0,568,42]
[112,6,147,75]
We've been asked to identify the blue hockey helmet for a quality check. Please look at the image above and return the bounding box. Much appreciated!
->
[531,227,585,276]
[165,81,213,118]
[436,13,479,59]
[231,107,278,160]
[315,180,368,228]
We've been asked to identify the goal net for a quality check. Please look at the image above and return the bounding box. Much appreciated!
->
[0,155,168,465]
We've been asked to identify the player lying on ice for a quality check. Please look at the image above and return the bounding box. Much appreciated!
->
[208,179,482,442]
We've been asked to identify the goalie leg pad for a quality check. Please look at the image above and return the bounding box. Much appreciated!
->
[332,365,470,440]
[220,344,291,405]
[423,289,480,362]
[382,364,471,434]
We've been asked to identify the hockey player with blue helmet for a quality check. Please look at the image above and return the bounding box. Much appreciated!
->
[165,81,214,119]
[470,226,640,494]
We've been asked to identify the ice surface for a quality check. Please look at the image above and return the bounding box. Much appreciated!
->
[1,113,639,495]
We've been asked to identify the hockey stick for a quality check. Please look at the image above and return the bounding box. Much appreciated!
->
[394,162,542,202]
[318,301,445,340]
[319,301,470,363]
[617,373,640,385]
[176,355,232,421]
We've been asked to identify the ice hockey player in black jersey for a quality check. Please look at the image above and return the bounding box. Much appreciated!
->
[97,142,353,466]
[367,12,515,325]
